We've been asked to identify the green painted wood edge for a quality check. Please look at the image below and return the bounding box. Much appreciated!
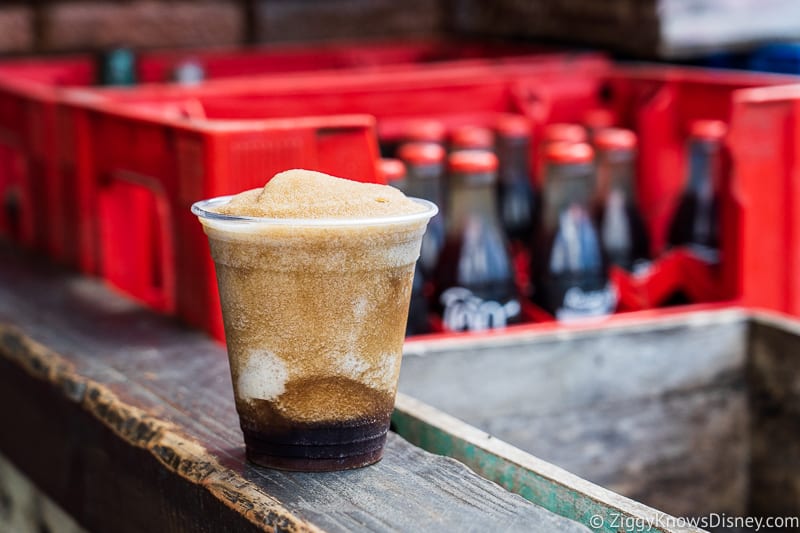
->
[392,394,695,533]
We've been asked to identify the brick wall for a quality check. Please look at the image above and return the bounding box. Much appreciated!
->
[253,0,445,43]
[40,1,245,52]
[0,5,34,54]
[0,0,447,56]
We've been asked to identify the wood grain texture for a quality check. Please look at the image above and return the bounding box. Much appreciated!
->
[748,314,800,518]
[393,393,700,533]
[399,310,751,517]
[0,246,589,533]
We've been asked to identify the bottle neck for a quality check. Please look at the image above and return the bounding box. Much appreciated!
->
[542,161,594,231]
[497,136,530,185]
[687,139,719,195]
[596,149,635,203]
[98,50,136,86]
[405,163,444,205]
[446,171,498,235]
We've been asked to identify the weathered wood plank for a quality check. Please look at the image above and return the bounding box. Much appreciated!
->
[0,246,589,533]
[392,393,699,533]
[399,310,750,518]
[475,387,748,517]
[748,313,800,519]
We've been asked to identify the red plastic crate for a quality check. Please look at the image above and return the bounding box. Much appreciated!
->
[61,94,380,339]
[59,59,800,341]
[54,56,607,340]
[58,55,610,280]
[728,84,800,318]
[119,62,799,303]
[0,38,557,258]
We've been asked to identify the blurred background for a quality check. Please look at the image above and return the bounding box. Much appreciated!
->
[3,2,800,532]
[0,0,799,62]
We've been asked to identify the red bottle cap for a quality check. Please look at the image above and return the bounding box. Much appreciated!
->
[448,150,499,173]
[451,125,494,149]
[404,119,447,143]
[594,128,637,151]
[542,123,587,144]
[545,142,594,164]
[398,142,445,165]
[495,115,531,138]
[379,158,406,182]
[583,108,617,130]
[689,120,727,141]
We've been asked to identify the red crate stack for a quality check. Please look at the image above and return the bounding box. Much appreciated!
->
[3,41,800,343]
[56,56,606,340]
[55,55,800,342]
[0,39,554,261]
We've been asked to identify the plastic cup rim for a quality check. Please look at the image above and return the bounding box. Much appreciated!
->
[191,195,438,227]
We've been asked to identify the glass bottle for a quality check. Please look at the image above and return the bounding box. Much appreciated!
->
[381,119,446,159]
[667,120,726,263]
[450,125,494,152]
[532,142,616,320]
[542,123,587,147]
[379,158,407,192]
[495,115,537,244]
[404,119,447,145]
[434,150,522,332]
[398,144,446,336]
[171,58,206,85]
[406,261,430,336]
[593,128,650,271]
[582,108,617,144]
[538,123,587,178]
[398,143,446,276]
[96,47,137,86]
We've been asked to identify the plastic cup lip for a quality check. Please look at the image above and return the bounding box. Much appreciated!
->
[191,195,438,228]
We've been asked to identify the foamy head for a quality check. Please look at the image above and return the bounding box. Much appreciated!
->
[212,169,427,219]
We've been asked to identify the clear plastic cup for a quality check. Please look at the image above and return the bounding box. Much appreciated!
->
[192,195,437,471]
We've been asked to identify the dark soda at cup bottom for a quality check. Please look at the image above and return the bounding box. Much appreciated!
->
[239,377,394,471]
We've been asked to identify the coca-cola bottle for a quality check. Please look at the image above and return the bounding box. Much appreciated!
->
[593,128,650,271]
[379,158,407,192]
[495,115,537,244]
[532,142,616,320]
[96,47,137,86]
[398,143,446,276]
[381,119,446,159]
[582,108,617,143]
[667,120,726,263]
[406,261,430,336]
[451,125,494,152]
[404,119,447,145]
[538,123,587,177]
[397,144,447,336]
[434,150,522,332]
[171,58,206,85]
[542,123,587,146]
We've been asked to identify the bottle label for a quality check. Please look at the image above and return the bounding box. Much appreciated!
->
[441,287,521,332]
[555,283,618,322]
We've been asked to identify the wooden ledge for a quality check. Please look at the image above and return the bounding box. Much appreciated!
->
[0,246,588,533]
